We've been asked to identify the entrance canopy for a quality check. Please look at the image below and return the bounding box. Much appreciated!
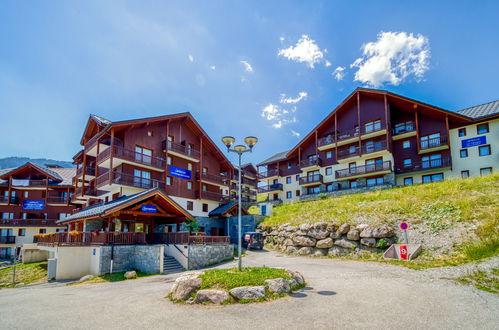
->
[59,188,194,226]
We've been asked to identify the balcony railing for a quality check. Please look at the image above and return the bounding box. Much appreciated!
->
[46,196,69,204]
[36,232,146,247]
[361,120,385,135]
[392,121,415,135]
[0,196,19,204]
[299,157,322,168]
[10,179,47,187]
[163,141,201,160]
[337,140,387,160]
[336,161,392,179]
[318,134,336,147]
[84,135,123,151]
[76,166,96,177]
[97,145,167,169]
[299,174,324,185]
[257,169,280,179]
[420,136,448,150]
[198,190,225,202]
[258,183,283,193]
[197,172,229,186]
[0,236,16,244]
[0,219,62,227]
[395,157,451,174]
[96,172,165,190]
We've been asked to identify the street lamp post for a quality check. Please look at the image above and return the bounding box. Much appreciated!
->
[221,135,258,271]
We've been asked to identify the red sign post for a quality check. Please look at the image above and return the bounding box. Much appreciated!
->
[399,244,408,260]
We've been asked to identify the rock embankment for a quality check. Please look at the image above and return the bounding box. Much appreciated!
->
[258,222,397,257]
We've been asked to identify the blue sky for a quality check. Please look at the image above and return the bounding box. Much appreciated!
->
[0,0,497,166]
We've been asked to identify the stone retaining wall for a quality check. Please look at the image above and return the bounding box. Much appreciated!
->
[188,244,234,270]
[258,222,397,257]
[99,245,163,274]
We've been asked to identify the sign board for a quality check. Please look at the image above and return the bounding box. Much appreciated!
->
[461,136,486,148]
[399,222,409,231]
[22,200,45,210]
[399,244,408,260]
[169,166,191,180]
[141,205,157,213]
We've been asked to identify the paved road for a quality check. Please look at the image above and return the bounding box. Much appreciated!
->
[0,250,497,330]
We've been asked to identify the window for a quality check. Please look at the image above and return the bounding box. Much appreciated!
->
[286,176,292,184]
[18,229,25,236]
[460,149,468,158]
[404,177,413,186]
[287,163,292,169]
[203,167,208,175]
[349,145,357,154]
[393,121,414,135]
[167,156,172,165]
[364,119,381,133]
[2,213,14,219]
[420,133,441,149]
[187,201,193,211]
[167,135,174,147]
[0,248,11,259]
[295,175,300,181]
[403,140,411,149]
[202,203,208,212]
[39,229,47,234]
[325,167,333,176]
[480,167,492,176]
[134,169,151,188]
[326,184,334,192]
[187,181,192,190]
[286,191,292,199]
[458,128,466,137]
[367,177,383,187]
[479,145,491,156]
[59,213,70,220]
[187,163,193,171]
[477,123,489,134]
[403,158,412,168]
[422,154,442,169]
[202,184,207,192]
[273,179,278,185]
[461,170,470,179]
[187,144,194,156]
[422,173,444,183]
[307,186,320,195]
[135,146,152,164]
[326,151,332,159]
[166,176,172,185]
[349,180,358,189]
[147,130,154,137]
[24,191,29,198]
[295,190,300,197]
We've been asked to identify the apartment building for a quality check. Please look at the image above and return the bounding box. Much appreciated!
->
[69,112,236,231]
[0,163,73,259]
[229,163,258,208]
[257,88,498,204]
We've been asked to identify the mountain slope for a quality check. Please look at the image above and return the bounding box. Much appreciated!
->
[0,157,74,169]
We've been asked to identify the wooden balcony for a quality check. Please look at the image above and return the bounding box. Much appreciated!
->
[163,141,201,162]
[97,145,167,171]
[419,136,449,154]
[198,190,225,202]
[395,157,451,174]
[0,236,16,244]
[197,172,229,187]
[337,140,388,162]
[335,160,392,179]
[46,196,69,205]
[299,157,322,170]
[36,232,146,247]
[258,183,283,193]
[76,166,96,178]
[299,174,324,186]
[0,219,63,227]
[257,169,280,179]
[96,172,165,191]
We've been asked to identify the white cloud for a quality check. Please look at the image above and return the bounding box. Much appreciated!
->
[278,35,328,68]
[350,31,430,87]
[333,66,345,81]
[291,130,300,137]
[210,65,216,70]
[240,60,253,72]
[325,60,332,67]
[280,36,285,41]
[280,91,308,104]
[188,54,194,62]
[261,103,297,128]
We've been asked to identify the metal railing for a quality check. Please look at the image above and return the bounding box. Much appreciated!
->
[335,161,392,179]
[198,190,225,202]
[0,196,19,204]
[392,121,415,135]
[197,172,229,186]
[163,141,201,160]
[0,236,16,244]
[257,169,280,179]
[299,157,322,168]
[258,183,283,193]
[96,171,165,190]
[76,166,96,177]
[299,174,324,185]
[420,135,448,150]
[361,120,385,135]
[395,157,451,174]
[46,196,69,204]
[337,140,387,160]
[97,145,167,169]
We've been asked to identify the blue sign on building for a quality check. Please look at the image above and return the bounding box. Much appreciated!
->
[141,205,158,213]
[23,200,45,210]
[169,166,191,180]
[461,136,487,148]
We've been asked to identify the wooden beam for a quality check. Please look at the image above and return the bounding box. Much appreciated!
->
[199,136,203,200]
[82,153,86,197]
[109,128,114,185]
[357,92,361,151]
[315,130,318,157]
[7,177,12,206]
[334,113,338,161]
[445,114,450,146]
[384,94,392,152]
[415,107,420,151]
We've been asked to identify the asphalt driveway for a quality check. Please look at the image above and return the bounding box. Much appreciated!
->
[0,250,497,330]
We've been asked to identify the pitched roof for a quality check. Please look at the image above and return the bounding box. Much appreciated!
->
[60,188,193,223]
[91,114,112,126]
[457,100,499,119]
[0,164,76,187]
[257,150,289,166]
[209,201,249,217]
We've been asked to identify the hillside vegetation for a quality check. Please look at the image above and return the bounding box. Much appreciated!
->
[260,174,499,265]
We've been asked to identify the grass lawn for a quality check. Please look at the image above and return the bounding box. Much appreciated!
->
[69,271,153,286]
[455,268,499,294]
[199,267,290,290]
[0,262,47,288]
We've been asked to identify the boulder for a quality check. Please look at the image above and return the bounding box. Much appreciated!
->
[383,237,397,246]
[328,246,351,256]
[287,270,305,285]
[171,276,202,301]
[356,224,369,232]
[326,223,338,233]
[334,238,358,249]
[297,247,314,255]
[288,279,299,289]
[312,248,328,256]
[347,229,360,241]
[308,229,330,240]
[338,223,350,234]
[79,275,94,282]
[316,238,334,249]
[360,225,395,238]
[230,286,266,300]
[286,246,299,254]
[283,239,294,246]
[292,236,316,247]
[285,225,298,232]
[194,289,229,304]
[124,271,137,279]
[313,222,328,230]
[330,231,342,239]
[299,223,312,232]
[360,238,377,248]
[265,278,290,294]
